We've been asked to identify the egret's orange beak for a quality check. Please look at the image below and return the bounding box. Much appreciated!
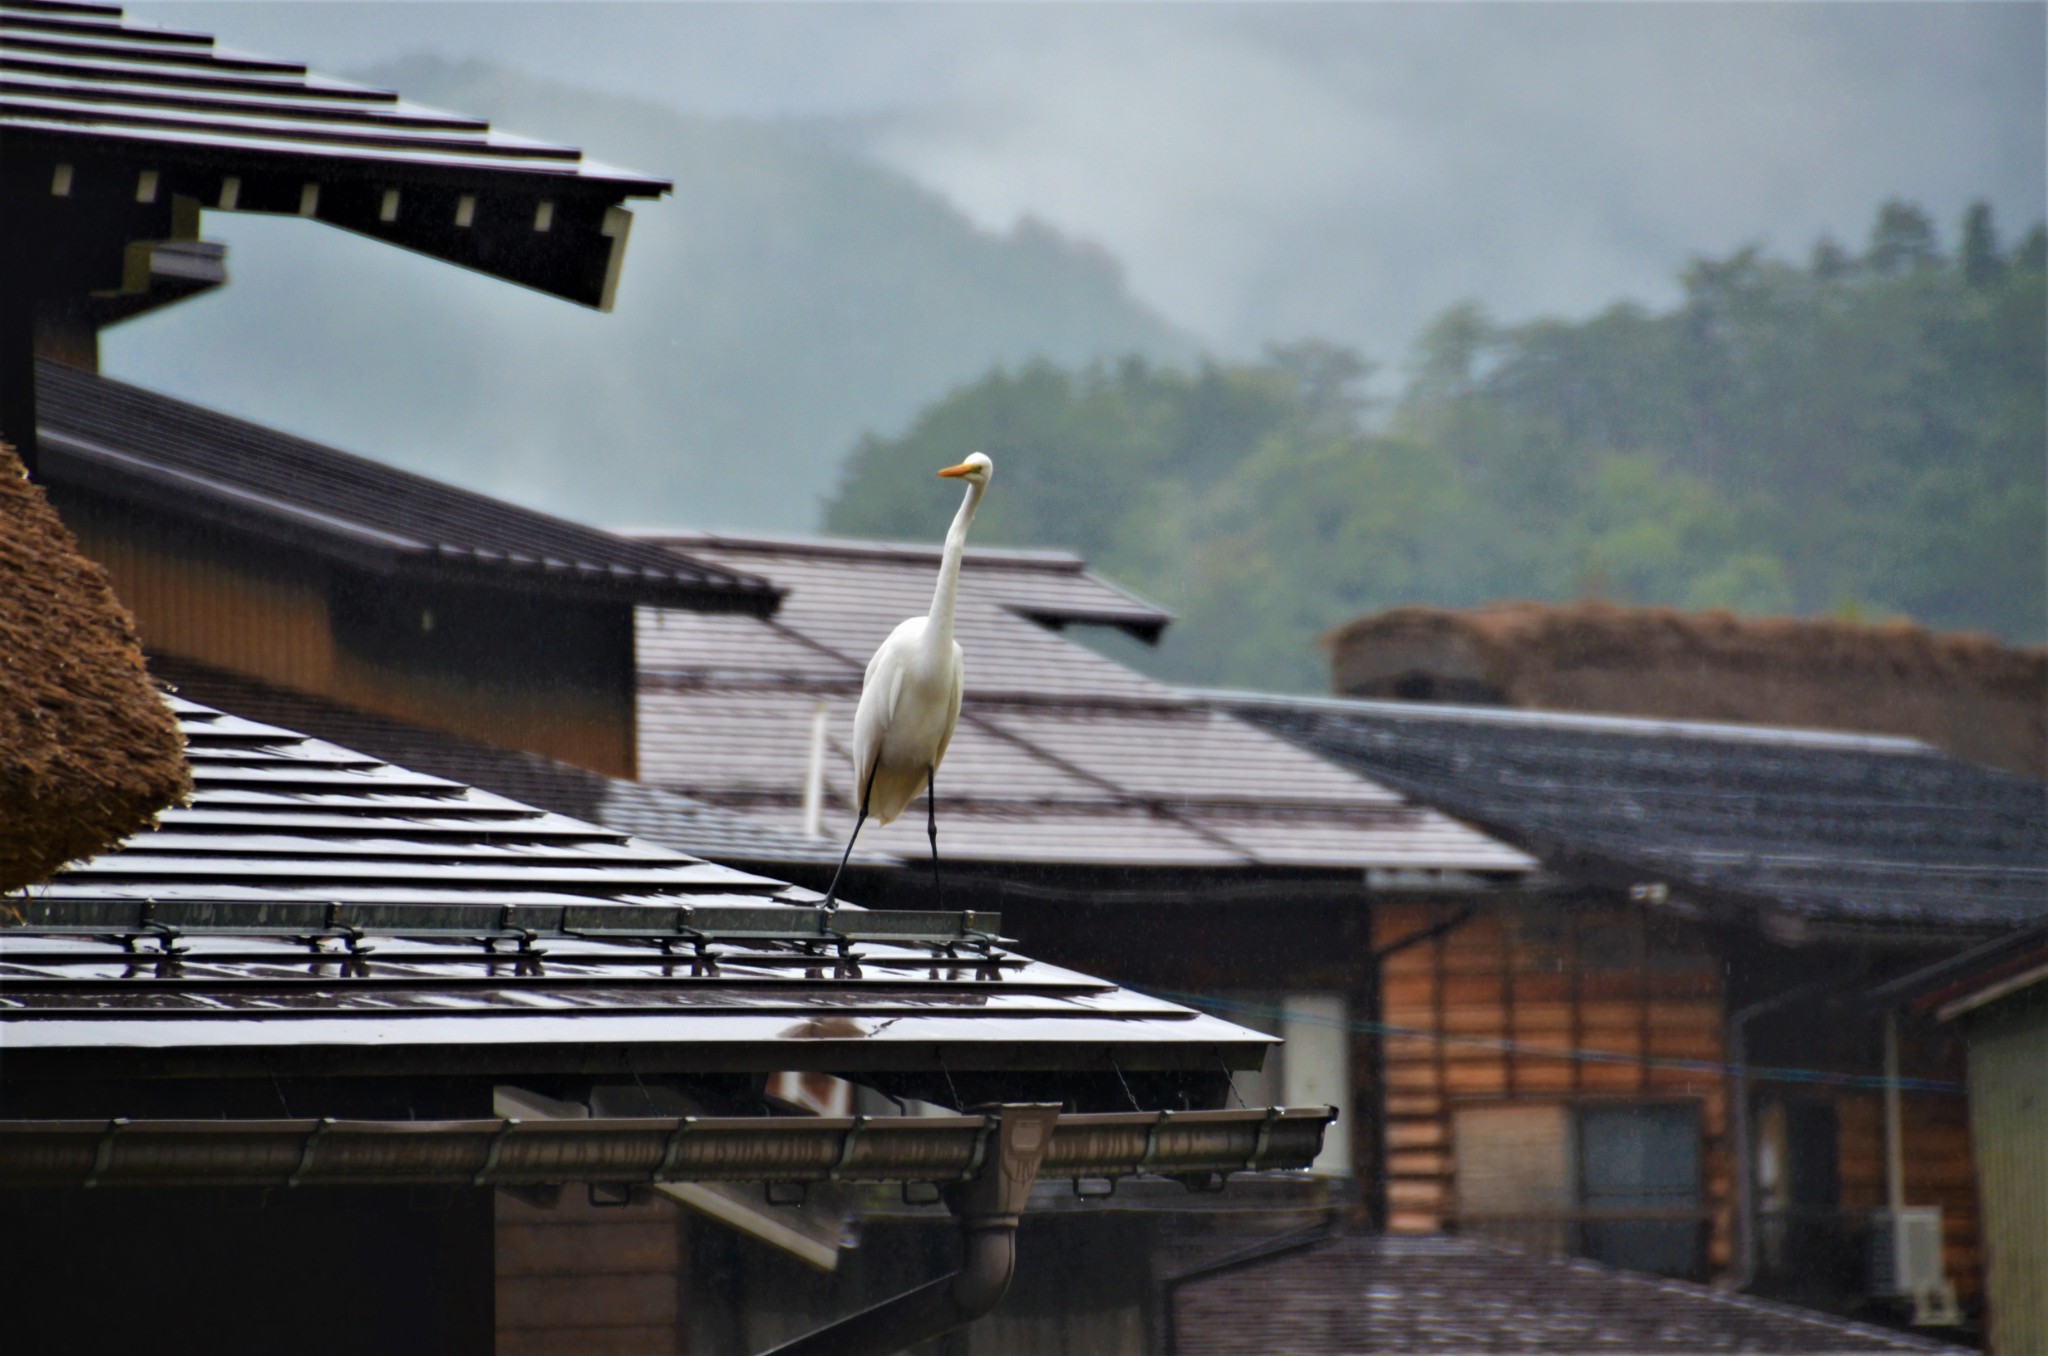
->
[937,462,974,478]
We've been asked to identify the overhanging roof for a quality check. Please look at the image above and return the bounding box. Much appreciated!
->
[0,0,668,308]
[1224,691,2048,935]
[37,361,781,613]
[2,697,1269,1079]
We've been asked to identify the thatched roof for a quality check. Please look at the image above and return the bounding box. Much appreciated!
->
[1,439,187,891]
[1324,603,2048,777]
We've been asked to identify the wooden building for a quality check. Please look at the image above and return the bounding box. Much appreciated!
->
[0,16,1337,1353]
[34,362,776,777]
[1878,923,2048,1355]
[0,698,1332,1355]
[1230,691,2047,1332]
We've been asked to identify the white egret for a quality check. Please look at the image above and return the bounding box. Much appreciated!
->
[822,452,993,908]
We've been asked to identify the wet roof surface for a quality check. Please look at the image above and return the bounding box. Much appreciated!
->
[632,533,1535,875]
[1228,694,2048,931]
[3,698,1262,1067]
[150,655,884,870]
[1171,1233,1970,1354]
[37,363,778,612]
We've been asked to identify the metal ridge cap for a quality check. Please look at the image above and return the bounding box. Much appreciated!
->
[0,1107,1338,1187]
[0,897,1009,948]
[1194,686,1941,754]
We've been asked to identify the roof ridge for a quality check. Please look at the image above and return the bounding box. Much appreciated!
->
[36,361,780,612]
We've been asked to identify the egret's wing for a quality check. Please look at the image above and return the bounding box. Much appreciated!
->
[931,643,964,773]
[850,629,912,804]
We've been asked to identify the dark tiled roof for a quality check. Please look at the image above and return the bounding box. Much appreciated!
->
[631,534,1534,875]
[1225,695,2048,933]
[150,655,888,871]
[0,1,666,306]
[37,361,779,613]
[1170,1233,1969,1354]
[4,696,1265,1076]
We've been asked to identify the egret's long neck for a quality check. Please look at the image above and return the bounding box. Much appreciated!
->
[926,479,982,649]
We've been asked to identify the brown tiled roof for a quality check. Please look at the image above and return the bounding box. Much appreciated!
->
[633,533,1533,875]
[1169,1233,1970,1354]
[0,437,186,890]
[1324,603,2048,777]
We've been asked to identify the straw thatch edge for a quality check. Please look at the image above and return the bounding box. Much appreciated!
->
[1,439,189,892]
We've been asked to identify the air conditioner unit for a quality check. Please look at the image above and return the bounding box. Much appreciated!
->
[1867,1207,1960,1326]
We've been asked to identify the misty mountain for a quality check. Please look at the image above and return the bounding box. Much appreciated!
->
[99,57,1196,531]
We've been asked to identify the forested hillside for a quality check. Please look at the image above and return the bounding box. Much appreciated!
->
[102,59,1194,530]
[825,202,2047,691]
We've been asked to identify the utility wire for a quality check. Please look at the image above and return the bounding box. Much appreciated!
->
[1157,990,1966,1095]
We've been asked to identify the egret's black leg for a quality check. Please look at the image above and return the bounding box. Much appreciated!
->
[925,765,941,906]
[823,759,881,911]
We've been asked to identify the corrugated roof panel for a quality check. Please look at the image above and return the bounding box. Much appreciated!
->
[1231,694,2048,928]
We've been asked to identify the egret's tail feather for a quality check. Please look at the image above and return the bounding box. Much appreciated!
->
[865,763,932,827]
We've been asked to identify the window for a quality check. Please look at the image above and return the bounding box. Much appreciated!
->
[1453,1100,1705,1277]
[1576,1103,1703,1275]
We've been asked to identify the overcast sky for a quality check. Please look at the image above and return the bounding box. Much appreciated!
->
[136,2,2046,369]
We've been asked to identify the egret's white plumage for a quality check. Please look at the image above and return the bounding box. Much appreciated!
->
[822,452,992,905]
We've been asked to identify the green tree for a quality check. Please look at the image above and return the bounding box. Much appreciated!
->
[824,195,2048,693]
[1961,201,2005,290]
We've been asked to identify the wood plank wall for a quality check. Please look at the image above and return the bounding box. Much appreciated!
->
[1834,1032,1982,1303]
[69,511,637,776]
[498,1190,684,1356]
[1374,901,1733,1270]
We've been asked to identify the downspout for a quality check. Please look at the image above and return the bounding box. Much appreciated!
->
[1882,1012,1905,1218]
[758,1104,1061,1356]
[1728,975,1843,1290]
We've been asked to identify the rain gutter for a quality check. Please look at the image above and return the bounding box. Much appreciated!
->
[0,1105,1334,1190]
[759,1104,1059,1356]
